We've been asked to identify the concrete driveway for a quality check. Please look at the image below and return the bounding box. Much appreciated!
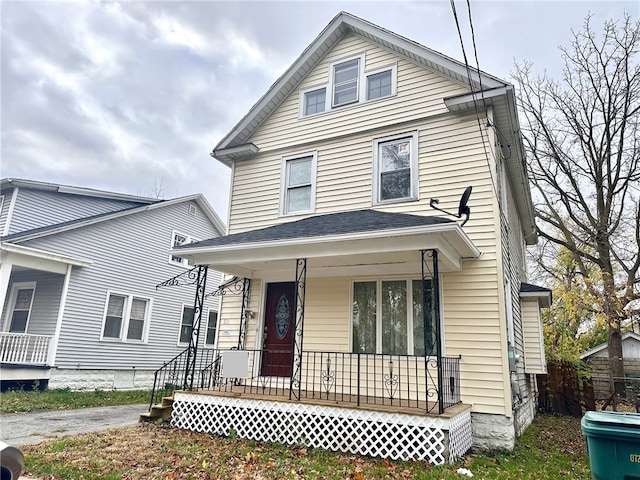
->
[0,403,147,446]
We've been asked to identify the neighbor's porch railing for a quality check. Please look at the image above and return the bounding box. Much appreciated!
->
[0,333,52,365]
[199,349,461,414]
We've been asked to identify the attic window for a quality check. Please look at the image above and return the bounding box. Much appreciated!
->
[303,88,326,116]
[332,58,360,107]
[299,55,396,118]
[188,205,197,216]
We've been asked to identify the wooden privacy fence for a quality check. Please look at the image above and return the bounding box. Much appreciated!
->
[537,360,595,416]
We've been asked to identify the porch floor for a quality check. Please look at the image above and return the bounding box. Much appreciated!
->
[180,387,470,418]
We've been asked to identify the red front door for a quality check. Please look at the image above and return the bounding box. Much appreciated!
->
[261,282,296,377]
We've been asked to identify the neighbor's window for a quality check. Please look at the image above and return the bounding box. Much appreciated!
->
[7,283,36,333]
[303,88,326,116]
[352,279,436,356]
[373,132,419,204]
[179,305,194,344]
[169,231,197,267]
[205,310,218,347]
[102,292,151,342]
[332,57,360,107]
[280,152,317,216]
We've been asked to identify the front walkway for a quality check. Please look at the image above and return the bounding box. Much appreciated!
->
[0,403,147,446]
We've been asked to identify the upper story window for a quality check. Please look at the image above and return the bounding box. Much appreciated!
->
[332,58,360,107]
[280,152,318,216]
[303,88,326,116]
[102,291,151,342]
[299,53,396,118]
[169,231,197,267]
[372,131,419,205]
[366,66,395,101]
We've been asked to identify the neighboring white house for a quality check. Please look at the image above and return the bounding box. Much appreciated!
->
[581,332,640,398]
[159,12,551,463]
[0,178,225,391]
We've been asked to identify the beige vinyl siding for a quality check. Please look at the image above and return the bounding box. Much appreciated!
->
[223,34,511,415]
[522,299,546,374]
[250,34,468,153]
[229,112,508,414]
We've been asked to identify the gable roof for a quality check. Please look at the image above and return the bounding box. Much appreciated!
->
[212,11,506,160]
[1,178,160,204]
[2,192,226,243]
[209,12,536,244]
[580,332,640,360]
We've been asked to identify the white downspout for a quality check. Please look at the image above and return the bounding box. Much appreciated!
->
[48,264,72,366]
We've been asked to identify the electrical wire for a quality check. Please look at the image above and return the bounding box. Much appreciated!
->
[449,0,499,200]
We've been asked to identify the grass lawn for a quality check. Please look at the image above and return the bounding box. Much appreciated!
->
[0,388,150,413]
[20,413,591,480]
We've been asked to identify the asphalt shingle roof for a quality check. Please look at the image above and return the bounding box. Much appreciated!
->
[180,209,453,249]
[520,282,552,294]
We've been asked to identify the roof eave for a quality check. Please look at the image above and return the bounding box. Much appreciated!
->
[173,222,481,278]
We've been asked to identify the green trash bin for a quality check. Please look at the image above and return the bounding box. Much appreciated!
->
[581,411,640,480]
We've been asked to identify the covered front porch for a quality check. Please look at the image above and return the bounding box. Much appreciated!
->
[156,210,480,463]
[0,243,90,387]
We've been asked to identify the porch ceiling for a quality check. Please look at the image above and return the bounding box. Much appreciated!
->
[177,211,481,279]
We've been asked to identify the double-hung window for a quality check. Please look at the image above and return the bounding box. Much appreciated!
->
[102,292,151,342]
[169,231,197,267]
[6,283,36,333]
[280,152,317,216]
[332,57,360,107]
[352,279,437,356]
[205,310,218,347]
[178,307,218,346]
[179,305,194,344]
[373,132,419,204]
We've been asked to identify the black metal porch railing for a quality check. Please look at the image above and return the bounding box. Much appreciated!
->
[195,349,461,414]
[148,348,218,410]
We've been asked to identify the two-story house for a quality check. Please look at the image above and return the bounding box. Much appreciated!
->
[162,12,551,463]
[0,178,225,391]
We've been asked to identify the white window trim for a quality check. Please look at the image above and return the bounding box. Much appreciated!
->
[299,85,328,118]
[204,308,219,348]
[4,282,37,333]
[364,64,397,101]
[349,277,443,356]
[372,131,420,205]
[100,291,152,343]
[279,151,318,217]
[329,53,364,108]
[169,230,198,268]
[300,55,398,118]
[177,303,195,346]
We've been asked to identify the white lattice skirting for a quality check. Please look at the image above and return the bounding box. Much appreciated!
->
[171,393,472,465]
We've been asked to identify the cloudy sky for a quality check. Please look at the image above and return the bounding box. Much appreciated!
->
[1,1,635,220]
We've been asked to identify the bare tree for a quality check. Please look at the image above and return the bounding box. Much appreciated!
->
[514,13,640,398]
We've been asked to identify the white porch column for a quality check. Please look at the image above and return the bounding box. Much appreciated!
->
[47,263,73,366]
[0,253,14,323]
